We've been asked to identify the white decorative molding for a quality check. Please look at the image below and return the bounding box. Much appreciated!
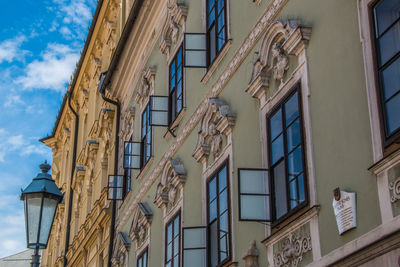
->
[118,0,290,229]
[193,98,236,163]
[155,158,186,209]
[119,106,136,141]
[247,20,311,101]
[159,0,188,55]
[242,240,260,267]
[389,177,400,203]
[273,233,312,267]
[129,203,153,247]
[134,67,156,105]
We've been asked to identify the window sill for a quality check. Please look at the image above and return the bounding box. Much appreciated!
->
[369,145,400,175]
[164,108,186,140]
[201,40,232,85]
[262,205,320,245]
[137,157,154,181]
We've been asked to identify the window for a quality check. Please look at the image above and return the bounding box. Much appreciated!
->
[206,0,227,65]
[169,46,184,125]
[207,163,231,267]
[137,248,148,267]
[371,0,400,144]
[141,103,152,168]
[123,137,132,197]
[165,213,180,267]
[267,88,307,222]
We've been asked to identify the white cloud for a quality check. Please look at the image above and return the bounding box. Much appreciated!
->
[7,135,24,148]
[0,210,26,258]
[4,95,25,108]
[0,36,27,64]
[16,43,79,91]
[59,0,93,27]
[21,145,51,157]
[60,26,73,39]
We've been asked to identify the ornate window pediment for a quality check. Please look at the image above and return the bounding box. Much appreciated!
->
[129,202,153,247]
[155,158,186,209]
[119,106,136,141]
[112,231,131,267]
[247,20,311,101]
[193,98,236,163]
[160,0,188,55]
[273,232,312,267]
[134,67,156,105]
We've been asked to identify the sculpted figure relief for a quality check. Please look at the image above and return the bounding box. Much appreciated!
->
[271,42,289,83]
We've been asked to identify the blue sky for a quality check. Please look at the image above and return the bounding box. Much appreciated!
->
[0,0,96,257]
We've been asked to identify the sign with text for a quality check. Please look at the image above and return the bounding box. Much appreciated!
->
[332,191,357,235]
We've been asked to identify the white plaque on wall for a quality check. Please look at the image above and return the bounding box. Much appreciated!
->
[332,190,357,235]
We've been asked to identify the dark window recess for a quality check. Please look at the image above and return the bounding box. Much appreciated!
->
[107,175,124,200]
[169,46,184,124]
[207,163,231,267]
[267,88,307,222]
[182,226,207,267]
[141,103,152,168]
[137,248,148,267]
[165,213,181,267]
[371,0,400,144]
[183,0,227,68]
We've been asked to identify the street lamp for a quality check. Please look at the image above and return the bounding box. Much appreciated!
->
[20,161,63,267]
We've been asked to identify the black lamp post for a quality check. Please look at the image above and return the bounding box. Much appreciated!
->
[20,161,63,267]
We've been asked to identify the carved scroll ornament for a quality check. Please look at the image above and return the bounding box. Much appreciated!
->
[193,98,236,163]
[389,177,400,203]
[129,203,153,245]
[247,20,312,100]
[273,233,312,267]
[155,158,186,209]
[135,67,156,105]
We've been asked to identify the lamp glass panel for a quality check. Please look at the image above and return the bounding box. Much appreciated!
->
[39,196,59,245]
[26,194,42,245]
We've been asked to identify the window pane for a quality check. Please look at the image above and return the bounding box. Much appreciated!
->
[218,166,227,191]
[209,26,216,62]
[167,224,173,242]
[209,177,217,201]
[385,93,400,134]
[271,134,284,164]
[219,189,228,214]
[167,243,172,260]
[298,174,306,203]
[186,34,206,50]
[208,8,215,27]
[285,92,299,125]
[273,160,287,219]
[166,263,171,267]
[217,11,225,32]
[185,50,207,67]
[209,199,217,222]
[173,256,179,267]
[270,109,283,140]
[208,0,215,13]
[174,237,180,256]
[183,250,206,267]
[286,119,301,152]
[289,179,298,209]
[220,211,229,232]
[240,195,269,220]
[177,48,182,67]
[174,217,180,237]
[382,56,400,100]
[375,0,400,35]
[287,147,303,176]
[240,170,268,194]
[378,22,400,66]
[183,228,206,248]
[209,221,218,267]
[217,27,226,51]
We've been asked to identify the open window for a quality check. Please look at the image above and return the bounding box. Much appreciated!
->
[124,141,141,170]
[107,175,124,200]
[150,95,169,127]
[182,227,207,267]
[184,33,207,68]
[238,168,271,221]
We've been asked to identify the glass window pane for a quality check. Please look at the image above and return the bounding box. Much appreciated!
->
[385,93,400,134]
[298,174,305,203]
[382,56,400,100]
[167,224,173,242]
[166,263,171,267]
[240,170,268,194]
[217,12,225,32]
[185,51,207,67]
[217,0,224,13]
[208,8,215,27]
[219,189,228,214]
[285,92,299,125]
[173,256,179,267]
[378,22,400,66]
[177,67,182,82]
[209,177,217,201]
[177,82,182,97]
[286,119,301,152]
[183,228,206,248]
[273,160,287,219]
[219,211,229,232]
[240,195,269,220]
[270,109,283,140]
[177,49,182,67]
[173,237,180,256]
[209,221,218,267]
[209,26,216,62]
[208,0,215,13]
[218,166,227,191]
[183,250,206,267]
[287,147,303,176]
[186,34,206,50]
[271,134,284,164]
[289,179,298,209]
[217,27,226,51]
[174,217,180,237]
[209,199,217,222]
[375,0,400,35]
[167,243,172,260]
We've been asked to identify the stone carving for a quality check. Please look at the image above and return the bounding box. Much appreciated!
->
[389,177,400,203]
[193,98,236,163]
[112,231,130,267]
[135,67,156,105]
[155,158,186,209]
[129,203,153,246]
[273,233,312,267]
[119,106,136,141]
[160,0,188,55]
[242,240,260,267]
[247,20,312,100]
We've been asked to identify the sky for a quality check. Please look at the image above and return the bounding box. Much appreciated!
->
[0,0,96,258]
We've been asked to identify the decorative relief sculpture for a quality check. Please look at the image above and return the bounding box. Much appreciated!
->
[119,106,136,141]
[135,67,156,105]
[389,177,400,203]
[246,20,312,100]
[273,233,312,267]
[193,98,236,163]
[242,240,260,267]
[129,203,153,246]
[112,231,131,267]
[155,158,186,209]
[160,0,188,55]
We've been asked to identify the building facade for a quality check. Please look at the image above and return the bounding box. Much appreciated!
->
[42,0,400,266]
